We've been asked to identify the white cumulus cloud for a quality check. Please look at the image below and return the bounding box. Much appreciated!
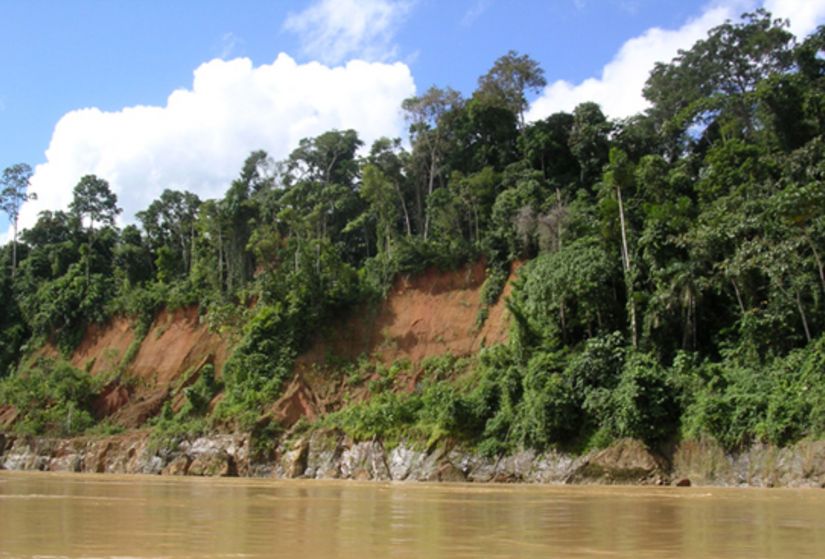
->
[16,54,415,235]
[527,0,825,122]
[765,0,825,38]
[527,3,739,120]
[283,0,413,65]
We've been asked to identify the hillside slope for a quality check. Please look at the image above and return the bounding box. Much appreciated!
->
[8,262,514,431]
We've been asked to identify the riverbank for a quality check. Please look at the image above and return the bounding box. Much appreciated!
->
[3,431,825,488]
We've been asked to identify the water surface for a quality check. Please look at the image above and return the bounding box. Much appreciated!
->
[1,471,823,558]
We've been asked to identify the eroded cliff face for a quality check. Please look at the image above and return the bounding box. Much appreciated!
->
[275,261,516,426]
[295,261,513,368]
[1,262,515,433]
[71,307,230,428]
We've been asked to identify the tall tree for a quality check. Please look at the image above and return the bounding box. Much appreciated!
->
[137,189,201,277]
[603,147,639,349]
[368,137,413,237]
[644,9,794,151]
[402,87,463,239]
[475,50,546,131]
[569,102,612,188]
[69,175,121,282]
[0,163,36,279]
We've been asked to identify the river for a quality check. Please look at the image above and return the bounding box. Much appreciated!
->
[1,471,824,558]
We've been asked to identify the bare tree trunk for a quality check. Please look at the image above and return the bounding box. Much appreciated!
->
[731,278,746,317]
[11,219,17,280]
[189,222,196,276]
[86,224,93,284]
[423,154,437,240]
[796,290,812,343]
[616,184,637,349]
[395,183,412,237]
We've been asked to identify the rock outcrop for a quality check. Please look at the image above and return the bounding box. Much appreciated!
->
[5,431,825,487]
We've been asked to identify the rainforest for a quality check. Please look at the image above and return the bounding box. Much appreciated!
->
[2,11,825,482]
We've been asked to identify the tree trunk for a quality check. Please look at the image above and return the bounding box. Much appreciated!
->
[10,218,17,280]
[423,153,437,240]
[86,224,93,284]
[395,182,412,237]
[616,184,637,349]
[795,289,812,343]
[731,278,746,317]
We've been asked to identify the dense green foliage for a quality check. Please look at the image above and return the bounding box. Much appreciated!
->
[2,12,825,452]
[0,358,99,436]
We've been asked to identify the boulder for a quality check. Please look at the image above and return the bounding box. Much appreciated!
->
[570,439,668,485]
[304,431,343,479]
[188,451,235,476]
[163,455,191,476]
[339,441,390,480]
[435,462,466,482]
[282,438,309,478]
[389,445,428,481]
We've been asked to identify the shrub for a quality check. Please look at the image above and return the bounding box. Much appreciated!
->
[603,353,679,444]
[0,358,99,436]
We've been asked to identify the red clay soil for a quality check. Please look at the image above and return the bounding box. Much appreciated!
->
[62,307,231,427]
[276,261,518,426]
[129,307,229,387]
[296,260,515,369]
[19,261,516,430]
[71,317,136,376]
[106,307,230,427]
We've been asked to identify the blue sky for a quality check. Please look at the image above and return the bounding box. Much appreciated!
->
[1,0,824,235]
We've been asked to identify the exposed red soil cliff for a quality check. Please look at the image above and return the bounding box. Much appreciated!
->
[277,262,517,425]
[295,261,515,369]
[129,307,229,386]
[71,317,136,376]
[22,262,515,430]
[56,307,230,428]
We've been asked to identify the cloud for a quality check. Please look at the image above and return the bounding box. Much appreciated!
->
[764,0,825,38]
[15,54,415,236]
[527,0,825,122]
[527,3,741,121]
[461,0,493,27]
[283,0,413,65]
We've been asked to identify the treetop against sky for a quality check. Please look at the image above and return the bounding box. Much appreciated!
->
[1,0,824,235]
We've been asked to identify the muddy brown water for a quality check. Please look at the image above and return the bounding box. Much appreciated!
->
[1,471,824,558]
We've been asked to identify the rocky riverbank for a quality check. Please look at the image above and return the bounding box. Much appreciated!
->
[3,430,825,487]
